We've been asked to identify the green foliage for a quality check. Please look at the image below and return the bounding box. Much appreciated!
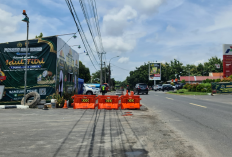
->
[79,61,91,82]
[181,79,186,83]
[172,91,177,93]
[215,78,221,82]
[120,56,223,89]
[35,32,43,38]
[201,88,206,92]
[196,84,204,92]
[183,83,190,89]
[91,65,116,86]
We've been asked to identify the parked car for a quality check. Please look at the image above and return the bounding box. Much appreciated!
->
[83,84,100,95]
[162,84,174,91]
[134,83,148,95]
[154,84,163,91]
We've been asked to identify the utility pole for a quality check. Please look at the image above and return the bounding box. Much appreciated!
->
[100,52,106,85]
[108,56,119,89]
[104,62,106,83]
[109,63,111,87]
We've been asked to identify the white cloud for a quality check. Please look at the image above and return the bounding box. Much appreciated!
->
[125,0,166,15]
[0,8,21,35]
[118,57,129,63]
[103,5,137,36]
[102,35,136,53]
[166,25,176,33]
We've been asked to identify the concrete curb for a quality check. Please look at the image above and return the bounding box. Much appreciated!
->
[0,105,29,109]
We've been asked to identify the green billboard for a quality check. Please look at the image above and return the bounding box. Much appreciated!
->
[0,36,79,104]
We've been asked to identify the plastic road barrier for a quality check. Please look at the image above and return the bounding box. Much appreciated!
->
[96,95,119,110]
[120,91,142,109]
[71,95,97,109]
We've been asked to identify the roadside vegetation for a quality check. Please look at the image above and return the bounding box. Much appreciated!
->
[168,89,208,95]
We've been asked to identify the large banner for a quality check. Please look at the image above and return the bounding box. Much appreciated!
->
[149,63,161,80]
[0,36,57,103]
[212,82,232,93]
[56,37,79,94]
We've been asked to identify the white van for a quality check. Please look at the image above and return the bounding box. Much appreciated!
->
[83,84,100,95]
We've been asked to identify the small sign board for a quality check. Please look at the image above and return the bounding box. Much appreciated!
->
[0,85,5,100]
[215,64,220,69]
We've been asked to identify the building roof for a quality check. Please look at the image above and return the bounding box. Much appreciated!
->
[180,76,222,81]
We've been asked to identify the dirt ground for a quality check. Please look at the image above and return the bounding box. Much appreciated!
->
[0,104,203,157]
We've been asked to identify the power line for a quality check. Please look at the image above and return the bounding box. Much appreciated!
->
[68,0,100,66]
[65,0,98,70]
[111,63,131,71]
[79,0,101,60]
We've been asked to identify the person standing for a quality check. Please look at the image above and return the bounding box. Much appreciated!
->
[100,84,107,95]
[126,85,130,93]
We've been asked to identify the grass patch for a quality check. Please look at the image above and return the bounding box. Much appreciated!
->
[167,89,208,95]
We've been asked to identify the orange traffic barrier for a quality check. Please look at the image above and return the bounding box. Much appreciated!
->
[120,91,142,109]
[63,100,68,109]
[96,95,119,110]
[71,95,97,109]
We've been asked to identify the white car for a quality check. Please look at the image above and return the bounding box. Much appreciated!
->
[83,84,100,95]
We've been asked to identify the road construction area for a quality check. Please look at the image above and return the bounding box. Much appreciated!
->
[0,105,201,157]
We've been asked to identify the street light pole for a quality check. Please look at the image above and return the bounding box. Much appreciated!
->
[189,68,190,84]
[22,10,29,106]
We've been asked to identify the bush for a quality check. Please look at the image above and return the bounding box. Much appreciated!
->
[181,79,186,83]
[196,84,204,92]
[188,85,192,91]
[215,78,221,82]
[201,88,206,92]
[221,77,232,82]
[172,91,177,93]
[184,83,190,89]
[207,87,212,92]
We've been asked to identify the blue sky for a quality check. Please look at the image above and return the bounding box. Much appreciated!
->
[1,0,232,81]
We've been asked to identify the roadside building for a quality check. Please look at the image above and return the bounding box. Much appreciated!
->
[0,36,79,104]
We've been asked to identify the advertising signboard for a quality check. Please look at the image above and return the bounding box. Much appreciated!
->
[223,44,232,77]
[149,63,161,80]
[212,82,232,93]
[56,37,79,94]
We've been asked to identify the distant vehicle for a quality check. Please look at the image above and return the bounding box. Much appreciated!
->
[83,84,100,95]
[162,84,174,91]
[174,83,185,89]
[134,83,148,95]
[154,84,162,91]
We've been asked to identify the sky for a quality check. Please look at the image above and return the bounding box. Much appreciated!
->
[0,0,232,81]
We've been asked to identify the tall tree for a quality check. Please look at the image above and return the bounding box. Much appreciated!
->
[79,61,91,83]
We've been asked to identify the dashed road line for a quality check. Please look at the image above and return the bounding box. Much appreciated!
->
[166,97,174,100]
[189,103,207,108]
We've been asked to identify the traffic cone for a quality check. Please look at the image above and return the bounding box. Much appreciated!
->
[63,100,68,109]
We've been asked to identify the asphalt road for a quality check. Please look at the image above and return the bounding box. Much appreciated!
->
[140,91,232,157]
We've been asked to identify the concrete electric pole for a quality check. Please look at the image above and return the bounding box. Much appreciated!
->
[100,52,106,85]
